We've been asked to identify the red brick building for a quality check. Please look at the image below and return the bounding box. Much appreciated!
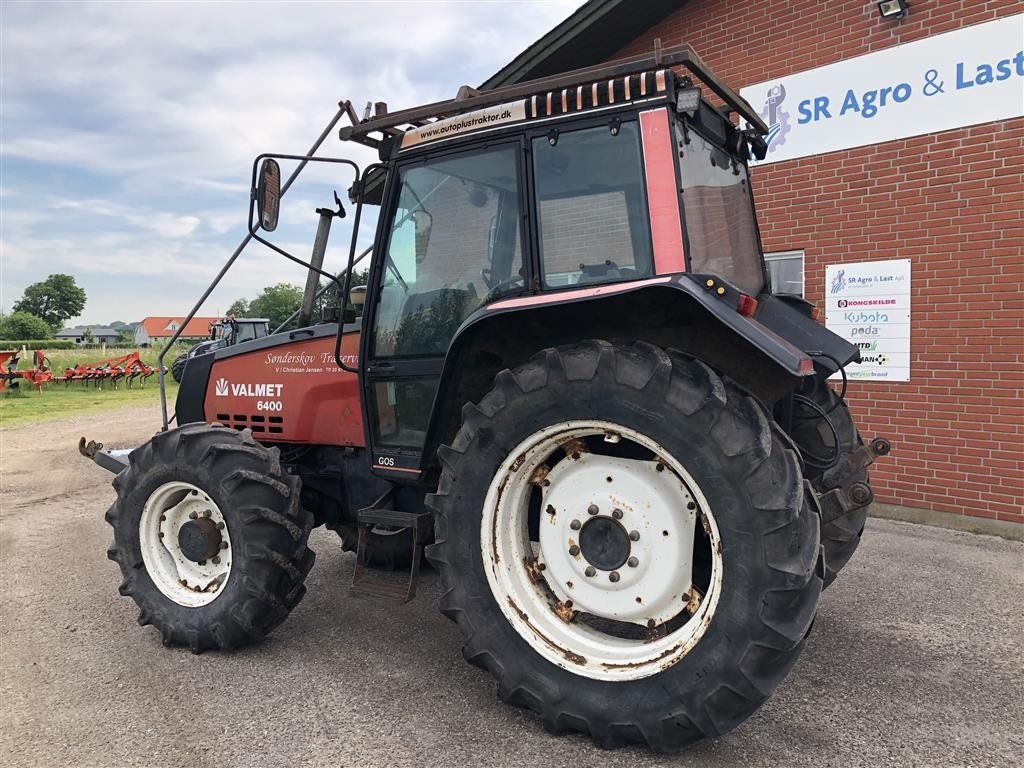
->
[486,0,1023,528]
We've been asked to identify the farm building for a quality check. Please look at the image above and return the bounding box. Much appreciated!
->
[134,316,220,346]
[486,0,1023,531]
[55,326,120,345]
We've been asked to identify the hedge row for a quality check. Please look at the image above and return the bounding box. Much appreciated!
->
[0,340,78,350]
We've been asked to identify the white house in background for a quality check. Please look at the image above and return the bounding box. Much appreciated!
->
[55,326,120,345]
[135,316,220,346]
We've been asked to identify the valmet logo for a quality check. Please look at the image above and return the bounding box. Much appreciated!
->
[214,378,284,398]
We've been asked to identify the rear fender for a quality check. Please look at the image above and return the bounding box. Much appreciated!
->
[423,275,819,463]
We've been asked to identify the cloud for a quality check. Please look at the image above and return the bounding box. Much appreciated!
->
[1,1,583,323]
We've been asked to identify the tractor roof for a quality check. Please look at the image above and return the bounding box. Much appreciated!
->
[340,42,766,153]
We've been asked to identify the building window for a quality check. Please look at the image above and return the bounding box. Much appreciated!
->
[764,250,804,296]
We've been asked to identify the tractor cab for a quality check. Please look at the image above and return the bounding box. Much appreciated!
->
[210,317,270,345]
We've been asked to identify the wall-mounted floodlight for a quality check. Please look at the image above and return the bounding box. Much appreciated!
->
[676,86,701,116]
[877,0,908,19]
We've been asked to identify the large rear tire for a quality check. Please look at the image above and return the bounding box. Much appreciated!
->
[427,340,821,751]
[789,384,869,587]
[105,423,314,652]
[170,353,187,383]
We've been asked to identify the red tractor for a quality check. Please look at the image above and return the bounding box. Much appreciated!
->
[82,43,890,751]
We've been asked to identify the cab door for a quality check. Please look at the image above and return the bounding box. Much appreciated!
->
[361,141,527,480]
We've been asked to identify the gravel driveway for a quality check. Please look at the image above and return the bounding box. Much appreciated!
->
[2,406,1021,767]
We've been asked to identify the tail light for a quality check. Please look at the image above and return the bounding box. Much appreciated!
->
[737,293,758,317]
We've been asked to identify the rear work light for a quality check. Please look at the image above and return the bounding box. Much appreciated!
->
[737,293,758,317]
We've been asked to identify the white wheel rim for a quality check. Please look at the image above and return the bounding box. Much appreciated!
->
[481,420,723,681]
[139,481,232,607]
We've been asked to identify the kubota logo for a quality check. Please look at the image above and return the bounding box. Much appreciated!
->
[215,377,229,396]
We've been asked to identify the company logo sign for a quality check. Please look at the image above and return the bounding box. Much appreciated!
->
[741,15,1024,165]
[838,298,898,307]
[830,269,847,295]
[758,83,791,153]
[213,377,284,398]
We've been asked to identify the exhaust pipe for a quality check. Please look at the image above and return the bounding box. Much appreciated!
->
[298,208,334,327]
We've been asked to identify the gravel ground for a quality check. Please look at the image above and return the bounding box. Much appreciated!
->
[2,405,1022,768]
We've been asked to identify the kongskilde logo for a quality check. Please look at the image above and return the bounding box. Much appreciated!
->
[215,377,229,396]
[838,298,897,308]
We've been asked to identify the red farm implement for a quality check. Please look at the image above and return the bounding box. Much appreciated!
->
[0,349,53,393]
[56,351,158,388]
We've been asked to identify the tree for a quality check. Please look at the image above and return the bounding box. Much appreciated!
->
[315,267,371,315]
[247,283,303,329]
[0,311,53,340]
[13,274,87,331]
[83,327,95,344]
[226,298,249,317]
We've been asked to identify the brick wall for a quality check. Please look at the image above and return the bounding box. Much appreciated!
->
[611,0,1024,522]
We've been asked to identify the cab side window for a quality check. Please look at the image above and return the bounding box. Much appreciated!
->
[532,122,653,288]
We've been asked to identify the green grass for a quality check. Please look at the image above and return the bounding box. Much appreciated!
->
[0,346,185,428]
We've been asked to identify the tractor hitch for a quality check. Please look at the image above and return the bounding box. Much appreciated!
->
[79,436,131,475]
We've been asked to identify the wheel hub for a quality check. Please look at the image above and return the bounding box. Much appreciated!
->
[177,517,222,562]
[537,450,698,625]
[140,481,232,608]
[578,516,629,571]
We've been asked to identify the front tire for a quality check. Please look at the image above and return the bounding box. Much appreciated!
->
[105,423,315,652]
[427,341,821,751]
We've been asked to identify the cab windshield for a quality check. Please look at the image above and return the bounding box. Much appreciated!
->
[677,126,765,295]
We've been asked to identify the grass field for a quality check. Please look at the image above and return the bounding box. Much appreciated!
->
[0,345,186,428]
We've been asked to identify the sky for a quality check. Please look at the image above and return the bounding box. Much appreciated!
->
[0,0,582,326]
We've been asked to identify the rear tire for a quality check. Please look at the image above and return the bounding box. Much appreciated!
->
[105,423,314,652]
[790,385,869,587]
[427,340,821,751]
[170,353,187,383]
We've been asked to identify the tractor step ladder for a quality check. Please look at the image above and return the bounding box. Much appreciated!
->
[350,507,432,603]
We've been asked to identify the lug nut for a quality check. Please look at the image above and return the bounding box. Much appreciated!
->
[158,532,164,539]
[216,521,225,530]
[197,559,206,566]
[220,541,228,550]
[629,530,640,541]
[612,508,623,520]
[188,511,198,520]
[570,519,582,531]
[585,566,596,577]
[212,556,221,565]
[587,504,599,515]
[568,545,580,556]
[159,515,166,522]
[203,509,212,518]
[609,571,620,583]
[627,556,639,568]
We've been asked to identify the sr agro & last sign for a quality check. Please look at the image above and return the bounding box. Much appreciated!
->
[740,14,1024,164]
[825,259,911,383]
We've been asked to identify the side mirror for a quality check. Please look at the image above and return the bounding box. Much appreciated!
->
[256,158,281,232]
[412,210,432,264]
